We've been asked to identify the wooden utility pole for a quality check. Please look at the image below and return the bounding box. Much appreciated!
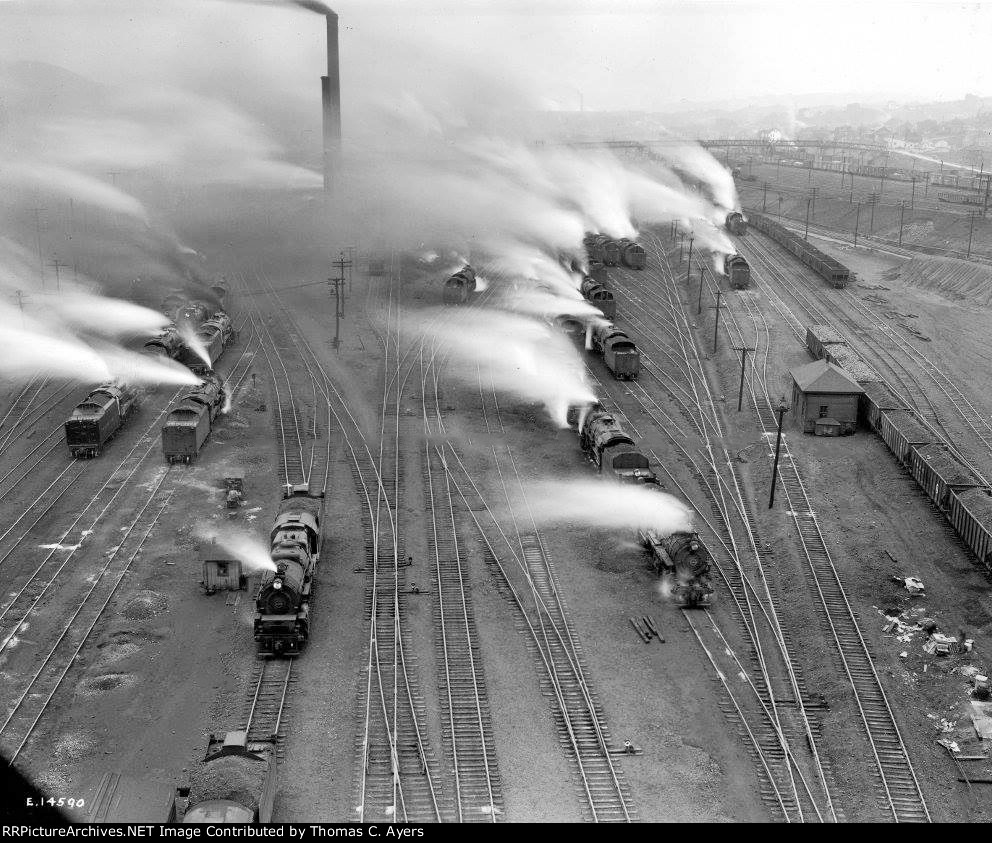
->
[732,346,755,412]
[328,250,352,350]
[898,201,907,246]
[968,211,978,259]
[29,207,47,286]
[48,255,69,292]
[685,236,694,285]
[762,181,768,212]
[697,267,705,315]
[768,400,789,509]
[710,289,724,354]
[868,192,879,235]
[854,202,862,247]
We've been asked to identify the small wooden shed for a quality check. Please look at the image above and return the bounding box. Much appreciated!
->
[790,359,864,435]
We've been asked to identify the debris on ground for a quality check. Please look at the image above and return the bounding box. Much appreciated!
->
[891,574,926,595]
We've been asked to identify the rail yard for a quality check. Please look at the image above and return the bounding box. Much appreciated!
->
[3,0,992,828]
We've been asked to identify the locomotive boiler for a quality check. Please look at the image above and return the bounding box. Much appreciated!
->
[640,529,714,608]
[253,487,324,655]
[442,265,477,306]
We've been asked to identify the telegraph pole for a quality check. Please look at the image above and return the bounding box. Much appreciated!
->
[697,267,705,315]
[48,255,69,292]
[328,250,352,350]
[804,196,812,239]
[732,346,755,412]
[768,399,789,509]
[868,192,878,235]
[898,201,907,246]
[13,290,26,327]
[762,181,768,212]
[29,207,47,287]
[685,236,694,285]
[968,211,977,259]
[710,289,724,354]
[853,202,862,247]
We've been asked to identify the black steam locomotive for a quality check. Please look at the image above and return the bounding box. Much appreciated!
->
[64,382,141,458]
[161,373,227,463]
[442,265,477,305]
[575,403,713,607]
[583,233,647,269]
[253,486,324,655]
[724,254,751,289]
[725,211,748,236]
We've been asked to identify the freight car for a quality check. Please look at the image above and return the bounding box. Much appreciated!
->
[442,265,477,306]
[254,486,324,655]
[640,529,714,608]
[173,731,277,823]
[65,382,140,458]
[591,323,640,380]
[724,254,751,289]
[161,374,227,463]
[580,276,617,320]
[937,191,985,206]
[725,211,747,236]
[748,212,851,288]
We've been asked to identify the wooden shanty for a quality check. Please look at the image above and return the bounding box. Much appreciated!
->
[790,359,864,435]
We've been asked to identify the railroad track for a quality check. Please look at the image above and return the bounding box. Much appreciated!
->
[243,658,295,755]
[649,228,931,822]
[605,241,836,821]
[0,472,175,761]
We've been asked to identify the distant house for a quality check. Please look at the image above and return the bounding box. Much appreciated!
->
[790,359,865,436]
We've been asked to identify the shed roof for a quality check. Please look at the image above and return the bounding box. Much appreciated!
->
[791,359,865,394]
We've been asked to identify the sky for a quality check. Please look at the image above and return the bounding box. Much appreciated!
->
[0,0,989,116]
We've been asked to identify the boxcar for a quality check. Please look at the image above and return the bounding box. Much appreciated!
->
[907,442,980,510]
[947,487,992,571]
[878,408,932,464]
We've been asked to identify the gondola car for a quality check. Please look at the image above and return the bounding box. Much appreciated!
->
[640,529,714,608]
[442,265,477,306]
[65,382,140,458]
[253,487,324,655]
[724,254,751,289]
[173,731,277,824]
[161,374,227,463]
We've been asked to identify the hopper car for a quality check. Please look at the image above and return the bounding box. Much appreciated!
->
[748,212,850,288]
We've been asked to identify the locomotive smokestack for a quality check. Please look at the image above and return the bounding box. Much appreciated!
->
[321,10,341,191]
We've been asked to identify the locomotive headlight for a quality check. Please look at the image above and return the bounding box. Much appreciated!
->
[273,580,283,590]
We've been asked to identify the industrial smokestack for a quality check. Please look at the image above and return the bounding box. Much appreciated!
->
[321,10,341,191]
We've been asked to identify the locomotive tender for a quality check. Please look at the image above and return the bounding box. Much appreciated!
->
[253,486,324,655]
[161,373,227,463]
[592,322,640,380]
[64,382,140,458]
[724,254,751,289]
[580,276,617,320]
[575,403,713,607]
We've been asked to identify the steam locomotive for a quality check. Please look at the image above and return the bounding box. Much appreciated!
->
[580,275,616,320]
[591,322,640,380]
[161,373,227,463]
[443,265,477,305]
[64,382,141,458]
[253,486,324,655]
[583,233,647,269]
[176,311,236,374]
[575,403,713,607]
[725,211,748,236]
[724,254,751,289]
